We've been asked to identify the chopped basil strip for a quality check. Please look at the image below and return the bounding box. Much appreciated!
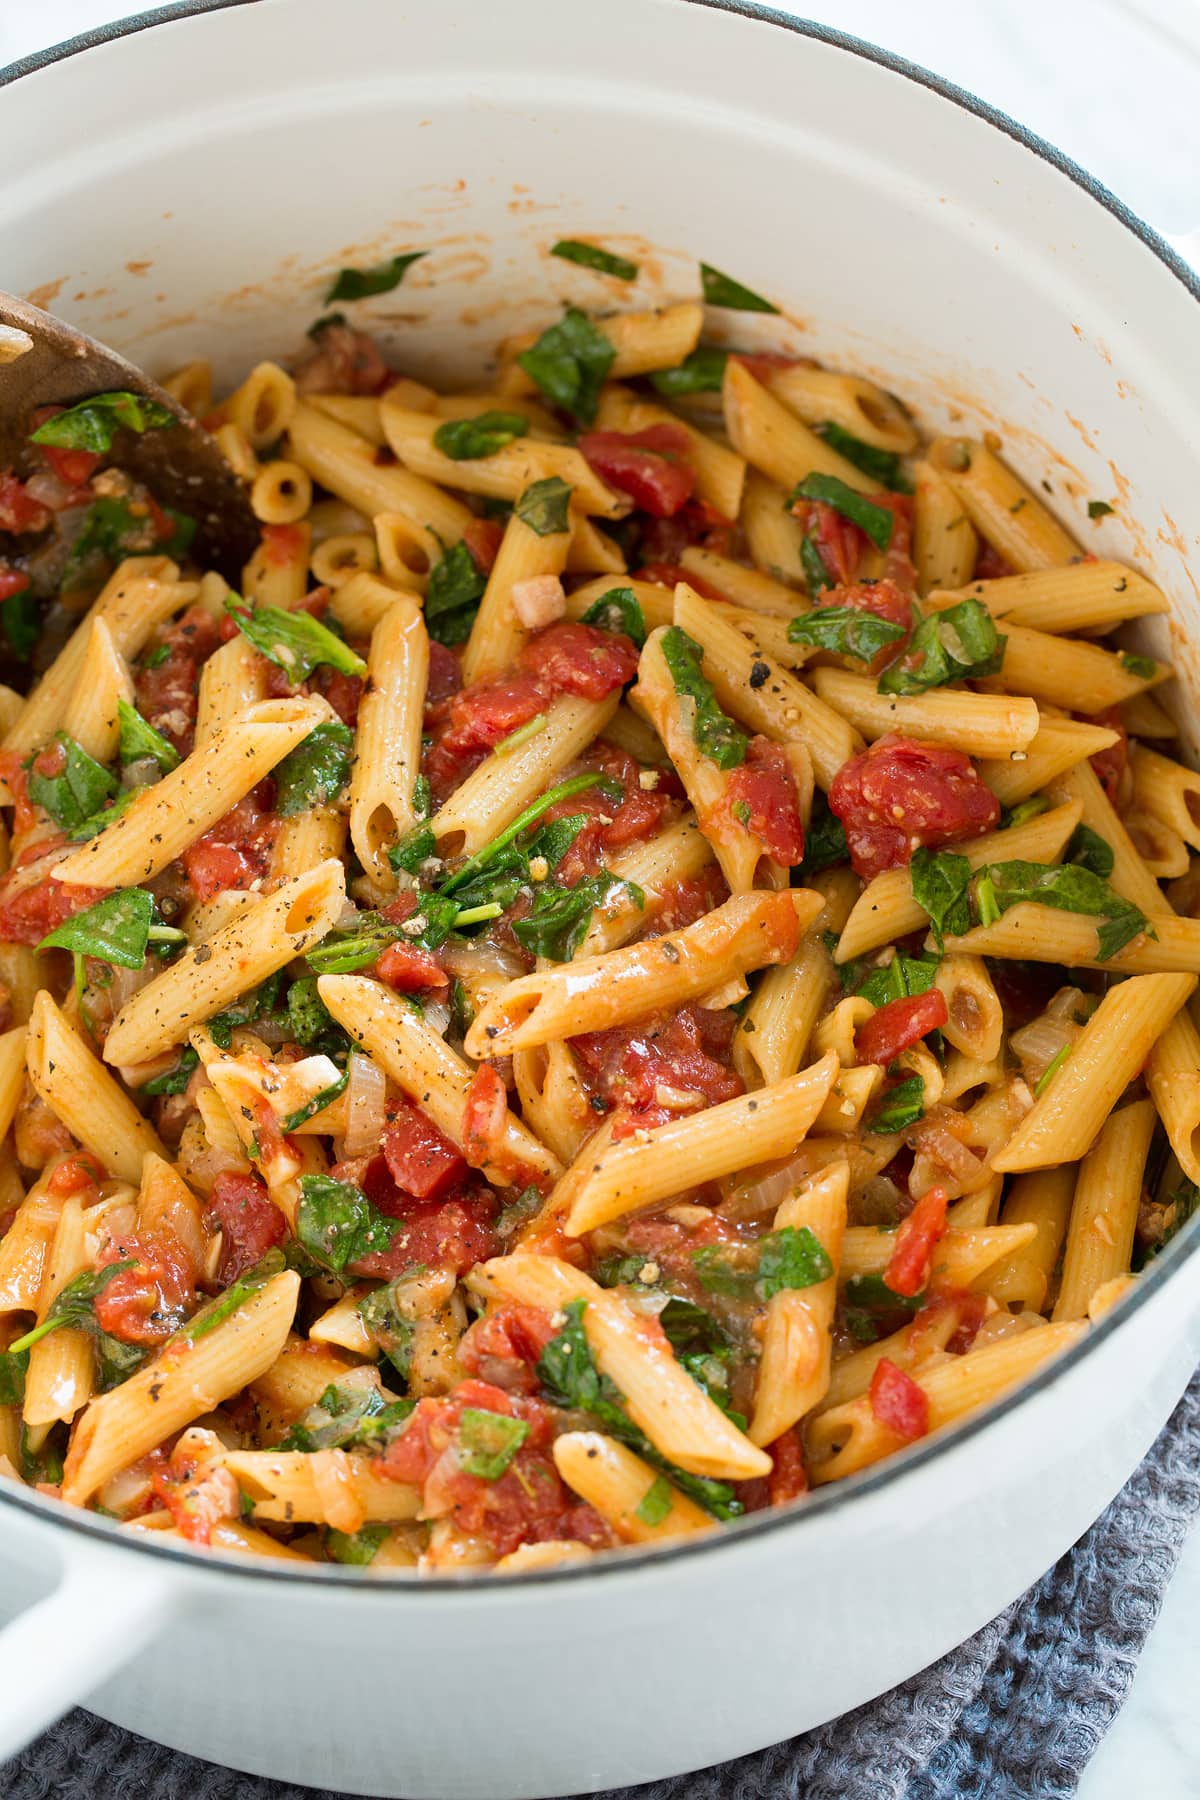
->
[512,873,643,962]
[1120,651,1157,679]
[274,719,354,815]
[458,1407,529,1480]
[817,423,909,491]
[843,1273,923,1344]
[877,598,1004,696]
[37,886,156,968]
[117,698,180,773]
[635,1475,673,1526]
[28,732,116,832]
[325,252,425,302]
[1034,1045,1071,1097]
[326,1523,391,1565]
[0,1346,28,1406]
[286,976,346,1052]
[660,625,748,770]
[515,475,572,537]
[280,1066,349,1133]
[648,347,728,397]
[799,789,848,876]
[1002,796,1050,830]
[307,912,409,975]
[788,606,907,663]
[225,595,366,680]
[550,240,638,281]
[516,308,615,427]
[182,1249,287,1343]
[909,847,973,949]
[141,1045,199,1098]
[870,1075,926,1134]
[425,540,488,646]
[853,951,940,1010]
[800,535,833,594]
[580,585,646,647]
[692,1226,833,1300]
[441,773,607,896]
[1065,824,1115,878]
[974,860,1150,962]
[433,411,528,461]
[31,390,175,454]
[281,1379,414,1452]
[789,474,895,551]
[699,263,778,314]
[1,587,39,661]
[295,1175,400,1278]
[1087,499,1114,519]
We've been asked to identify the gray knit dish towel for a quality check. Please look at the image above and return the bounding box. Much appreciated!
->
[4,1366,1199,1800]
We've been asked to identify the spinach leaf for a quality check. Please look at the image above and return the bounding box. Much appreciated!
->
[37,886,155,968]
[326,1523,391,1565]
[869,1075,926,1134]
[877,598,1004,695]
[117,698,180,773]
[457,1407,528,1479]
[424,540,487,646]
[1120,651,1157,679]
[648,348,728,397]
[787,606,908,662]
[635,1474,673,1525]
[0,1345,29,1406]
[27,733,116,831]
[580,586,646,647]
[1001,796,1050,830]
[692,1226,832,1299]
[657,1296,728,1355]
[286,975,346,1050]
[516,308,615,426]
[550,240,638,281]
[800,535,833,594]
[306,911,408,975]
[910,847,973,949]
[511,873,643,962]
[281,1379,414,1451]
[699,263,778,314]
[206,973,286,1049]
[433,412,529,461]
[788,474,894,552]
[326,252,425,302]
[140,1044,199,1097]
[817,423,909,491]
[63,497,152,587]
[1,587,40,660]
[274,719,354,815]
[515,476,572,537]
[70,783,140,843]
[180,1248,287,1343]
[295,1175,400,1277]
[440,773,607,897]
[280,1065,349,1133]
[1065,824,1115,878]
[973,860,1149,962]
[799,789,848,876]
[31,390,175,454]
[854,951,940,1010]
[225,595,366,680]
[659,626,748,770]
[7,1261,147,1391]
[356,1283,419,1384]
[842,1272,923,1344]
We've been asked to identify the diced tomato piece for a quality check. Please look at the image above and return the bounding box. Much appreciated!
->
[0,472,50,535]
[912,1288,988,1355]
[426,640,462,710]
[1082,706,1128,805]
[182,794,278,902]
[728,351,802,381]
[577,423,696,519]
[93,1231,195,1345]
[856,989,949,1069]
[382,1101,467,1201]
[462,517,505,574]
[135,604,223,757]
[766,1429,809,1506]
[797,498,865,586]
[205,1171,287,1285]
[462,1063,508,1170]
[46,1153,104,1197]
[572,1004,743,1133]
[354,1192,500,1279]
[519,621,639,700]
[884,1184,950,1298]
[868,1357,929,1440]
[724,737,806,866]
[260,522,307,567]
[0,860,110,947]
[314,665,363,726]
[829,733,1000,880]
[440,670,545,756]
[151,1448,239,1546]
[375,940,449,993]
[40,444,102,488]
[0,566,30,603]
[458,1304,557,1394]
[817,574,915,672]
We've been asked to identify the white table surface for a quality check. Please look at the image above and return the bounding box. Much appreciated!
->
[2,2,1199,1794]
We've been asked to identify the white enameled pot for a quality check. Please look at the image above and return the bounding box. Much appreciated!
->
[1,2,1200,1792]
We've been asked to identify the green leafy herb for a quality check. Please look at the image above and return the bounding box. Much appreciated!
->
[973,860,1150,962]
[877,598,1004,696]
[635,1475,673,1525]
[0,1345,29,1406]
[656,1296,728,1355]
[788,605,908,663]
[27,732,116,832]
[1,587,40,661]
[424,540,488,646]
[64,497,151,587]
[181,1249,286,1343]
[225,595,365,681]
[286,975,345,1051]
[433,411,529,460]
[31,390,175,454]
[117,698,180,774]
[648,348,728,397]
[515,475,572,537]
[274,719,354,815]
[326,1523,391,1565]
[699,263,778,313]
[512,873,642,963]
[140,1045,199,1097]
[1120,651,1157,680]
[842,1272,923,1344]
[356,1283,419,1383]
[800,536,833,594]
[910,847,973,949]
[307,912,409,975]
[142,644,171,670]
[516,308,615,426]
[1065,824,1115,879]
[281,1064,349,1133]
[799,789,848,876]
[206,973,286,1050]
[1087,499,1114,520]
[295,1175,400,1277]
[1034,1044,1070,1097]
[870,1075,926,1134]
[37,886,155,968]
[580,586,646,647]
[854,951,940,1010]
[458,1407,529,1479]
[281,1378,414,1452]
[1002,796,1050,830]
[788,474,894,552]
[817,423,909,491]
[692,1226,832,1299]
[7,1261,147,1391]
[326,252,426,303]
[660,626,748,770]
[550,240,638,280]
[441,773,607,897]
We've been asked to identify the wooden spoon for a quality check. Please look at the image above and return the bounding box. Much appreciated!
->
[0,292,259,579]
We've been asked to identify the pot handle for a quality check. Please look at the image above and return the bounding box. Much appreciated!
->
[0,1548,174,1763]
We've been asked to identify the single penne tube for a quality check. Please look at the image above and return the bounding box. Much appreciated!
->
[306,1291,375,1357]
[286,401,472,544]
[594,387,747,519]
[934,954,1004,1062]
[348,595,428,886]
[991,974,1196,1173]
[561,1053,839,1237]
[1126,813,1190,881]
[309,392,389,443]
[552,1432,715,1543]
[220,1447,421,1527]
[0,1024,28,1143]
[194,635,269,747]
[135,1153,207,1275]
[977,621,1168,713]
[269,806,347,885]
[911,458,978,596]
[23,1194,93,1430]
[1053,1099,1156,1322]
[60,616,133,765]
[242,520,311,608]
[1146,1006,1200,1185]
[563,577,674,634]
[672,585,861,787]
[1121,690,1176,739]
[53,696,333,888]
[214,422,260,485]
[722,361,876,494]
[749,1160,849,1446]
[940,907,1200,974]
[834,800,1082,961]
[512,1041,595,1167]
[465,890,818,1057]
[0,1164,68,1314]
[471,1253,771,1479]
[926,438,1080,570]
[740,470,810,587]
[374,511,437,593]
[61,1270,301,1506]
[104,861,346,1065]
[250,1334,374,1425]
[813,1064,884,1134]
[927,559,1168,633]
[840,1222,1037,1288]
[250,458,312,525]
[328,570,414,638]
[976,718,1120,808]
[1130,743,1200,852]
[160,358,212,416]
[317,974,562,1190]
[461,483,574,687]
[987,1167,1076,1311]
[379,403,627,517]
[565,513,628,575]
[219,360,296,449]
[733,935,832,1090]
[678,547,801,617]
[27,993,166,1184]
[763,365,918,452]
[499,302,703,389]
[809,667,1039,759]
[429,692,619,859]
[580,814,716,956]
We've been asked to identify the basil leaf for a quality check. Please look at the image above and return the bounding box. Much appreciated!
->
[70,783,140,843]
[37,886,155,968]
[855,951,940,1010]
[974,860,1150,962]
[580,585,646,647]
[515,475,572,537]
[389,824,438,878]
[787,606,908,662]
[326,1523,391,1565]
[877,599,1004,696]
[182,1248,287,1344]
[458,1407,528,1479]
[1088,499,1114,520]
[1065,824,1115,879]
[648,348,728,397]
[870,1075,926,1134]
[842,1272,923,1344]
[817,423,909,491]
[424,540,487,646]
[516,308,615,426]
[0,1346,28,1406]
[432,411,529,461]
[1002,796,1050,830]
[512,873,643,963]
[326,252,425,302]
[788,474,894,552]
[286,975,344,1050]
[1120,651,1157,679]
[910,847,973,950]
[273,719,354,816]
[27,734,117,832]
[635,1475,673,1525]
[63,497,152,587]
[800,535,833,594]
[295,1175,400,1277]
[693,1227,832,1299]
[799,789,848,876]
[225,595,366,680]
[550,240,638,281]
[356,1283,419,1384]
[441,772,607,897]
[207,973,286,1050]
[1,587,40,660]
[31,390,175,455]
[699,263,778,314]
[656,1296,729,1355]
[281,1065,349,1133]
[659,626,748,771]
[282,1379,414,1452]
[117,698,180,773]
[306,911,406,975]
[140,1044,199,1097]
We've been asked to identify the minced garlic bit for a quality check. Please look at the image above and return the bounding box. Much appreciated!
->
[511,574,566,629]
[528,855,549,882]
[638,769,660,790]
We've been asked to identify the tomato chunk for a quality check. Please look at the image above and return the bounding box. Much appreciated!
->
[829,733,1000,880]
[577,423,696,518]
[205,1171,287,1285]
[884,1184,950,1298]
[458,1304,558,1394]
[519,622,639,700]
[462,1063,508,1170]
[856,989,949,1069]
[571,1004,742,1136]
[375,941,449,993]
[93,1232,194,1345]
[766,1429,809,1506]
[868,1356,929,1440]
[353,1192,500,1279]
[0,566,29,602]
[0,860,110,947]
[182,794,278,902]
[1082,706,1127,805]
[0,472,50,535]
[382,1102,467,1201]
[724,737,805,866]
